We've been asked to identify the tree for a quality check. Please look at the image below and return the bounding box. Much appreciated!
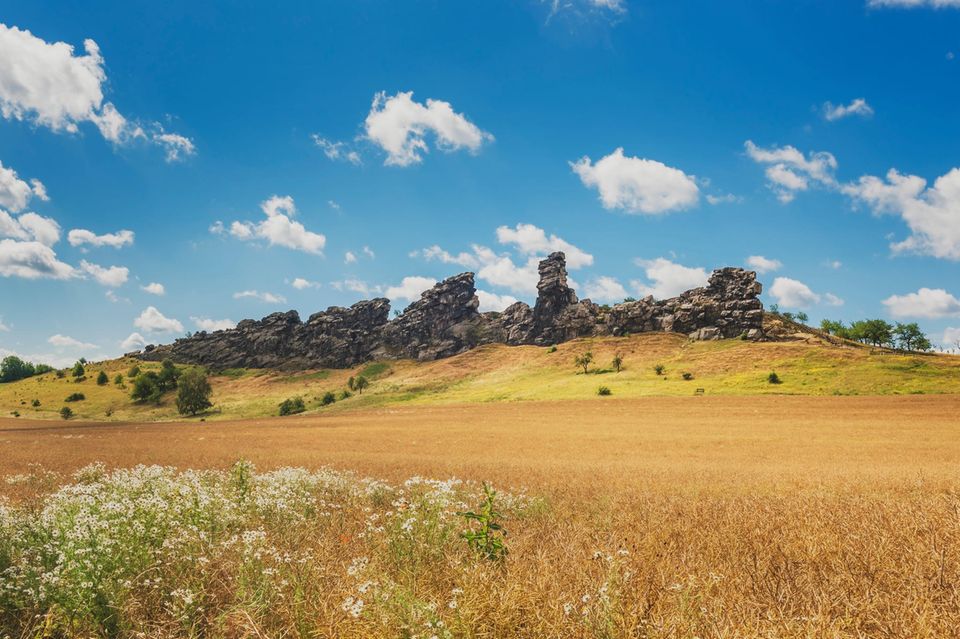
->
[854,319,894,347]
[795,311,809,324]
[127,365,141,379]
[279,397,306,416]
[157,359,180,392]
[72,361,85,379]
[96,371,109,386]
[114,373,124,386]
[131,372,162,404]
[1,356,35,383]
[347,376,356,391]
[612,353,624,373]
[176,368,213,415]
[893,322,931,352]
[574,352,593,374]
[354,375,369,394]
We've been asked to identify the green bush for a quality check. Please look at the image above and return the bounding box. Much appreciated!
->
[681,372,694,381]
[546,345,557,354]
[654,364,665,376]
[114,373,124,386]
[31,399,40,407]
[65,392,86,402]
[176,369,213,416]
[321,391,336,406]
[59,406,73,420]
[278,397,306,416]
[127,365,141,379]
[597,386,612,396]
[72,361,85,379]
[130,373,162,404]
[768,371,782,384]
[340,390,353,400]
[96,371,109,385]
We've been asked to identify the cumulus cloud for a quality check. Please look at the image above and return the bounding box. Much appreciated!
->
[291,277,321,290]
[133,306,183,333]
[571,148,700,214]
[842,167,960,260]
[344,251,357,264]
[120,332,147,351]
[47,334,96,349]
[631,258,709,299]
[769,277,821,308]
[943,327,960,348]
[233,290,286,304]
[191,316,236,332]
[0,24,193,156]
[475,290,519,312]
[329,279,377,296]
[496,223,594,269]
[152,129,196,162]
[745,140,837,203]
[823,98,874,121]
[364,91,493,166]
[0,160,46,212]
[706,193,741,205]
[882,288,960,318]
[79,260,128,287]
[141,282,165,296]
[746,255,783,274]
[362,246,375,259]
[311,135,361,165]
[220,195,326,255]
[0,239,74,279]
[68,228,134,249]
[584,276,629,302]
[824,293,845,306]
[386,276,437,303]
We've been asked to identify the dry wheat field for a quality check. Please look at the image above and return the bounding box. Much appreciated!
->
[1,395,959,638]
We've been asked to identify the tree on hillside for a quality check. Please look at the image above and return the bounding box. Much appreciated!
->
[1,356,36,383]
[96,371,109,385]
[354,375,369,394]
[612,353,624,373]
[72,361,85,379]
[157,359,180,392]
[127,365,141,379]
[853,319,894,347]
[131,372,162,404]
[893,323,931,352]
[574,352,593,374]
[795,311,809,324]
[176,369,213,415]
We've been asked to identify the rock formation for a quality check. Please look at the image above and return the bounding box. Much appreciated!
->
[139,253,764,369]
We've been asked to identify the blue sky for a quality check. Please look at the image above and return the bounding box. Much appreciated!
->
[1,0,960,365]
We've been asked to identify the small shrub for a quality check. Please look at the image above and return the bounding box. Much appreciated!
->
[96,371,109,385]
[65,392,86,402]
[457,482,508,561]
[127,365,141,379]
[71,361,85,379]
[114,373,124,386]
[768,371,782,384]
[340,390,353,400]
[31,399,40,407]
[55,369,65,379]
[278,397,306,416]
[321,391,336,406]
[681,372,694,381]
[612,353,624,373]
[11,410,19,417]
[597,386,612,396]
[547,345,557,354]
[654,364,665,376]
[104,408,113,417]
[59,406,73,420]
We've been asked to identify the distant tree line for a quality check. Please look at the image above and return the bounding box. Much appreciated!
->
[0,356,54,383]
[820,319,931,352]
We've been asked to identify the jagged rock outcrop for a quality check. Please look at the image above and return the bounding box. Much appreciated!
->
[139,253,764,370]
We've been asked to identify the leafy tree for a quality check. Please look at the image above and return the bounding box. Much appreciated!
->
[0,356,35,383]
[347,376,355,391]
[893,322,931,352]
[176,369,213,415]
[114,373,124,386]
[820,319,851,339]
[279,397,306,416]
[851,319,894,347]
[72,361,85,379]
[354,375,370,394]
[34,364,54,375]
[96,371,109,386]
[131,372,162,404]
[574,352,593,374]
[127,365,141,379]
[157,359,181,392]
[321,391,337,406]
[612,353,624,373]
[769,303,780,315]
[795,311,809,324]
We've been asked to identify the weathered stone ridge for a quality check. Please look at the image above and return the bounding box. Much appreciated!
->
[139,253,764,369]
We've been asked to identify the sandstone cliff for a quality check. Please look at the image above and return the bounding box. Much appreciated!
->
[138,253,764,369]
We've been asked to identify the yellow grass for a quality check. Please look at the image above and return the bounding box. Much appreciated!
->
[1,396,959,637]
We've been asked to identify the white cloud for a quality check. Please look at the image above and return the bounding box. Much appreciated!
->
[0,24,192,155]
[141,282,165,296]
[0,346,76,369]
[120,332,146,351]
[291,277,321,290]
[329,279,376,296]
[13,212,60,246]
[225,195,326,255]
[824,293,845,307]
[344,251,357,264]
[79,260,128,287]
[362,246,375,259]
[191,316,236,332]
[0,239,74,279]
[942,327,960,347]
[571,148,700,214]
[867,0,960,7]
[746,255,782,274]
[706,193,741,205]
[826,260,843,269]
[496,223,594,269]
[0,159,44,212]
[328,200,341,212]
[475,290,519,312]
[414,244,482,269]
[882,288,960,318]
[842,167,960,260]
[233,290,287,304]
[631,258,709,299]
[823,98,874,121]
[68,228,134,249]
[311,135,361,165]
[152,129,196,162]
[364,91,493,166]
[477,254,541,295]
[133,306,183,333]
[584,276,629,302]
[769,277,821,308]
[47,333,96,349]
[386,276,437,303]
[745,140,838,203]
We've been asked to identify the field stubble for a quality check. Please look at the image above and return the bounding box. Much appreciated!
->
[1,395,959,637]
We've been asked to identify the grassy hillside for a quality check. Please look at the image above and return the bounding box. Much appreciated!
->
[3,332,959,422]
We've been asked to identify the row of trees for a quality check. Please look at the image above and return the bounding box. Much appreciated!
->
[820,319,932,351]
[0,356,54,383]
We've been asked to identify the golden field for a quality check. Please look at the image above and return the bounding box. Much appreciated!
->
[2,395,959,637]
